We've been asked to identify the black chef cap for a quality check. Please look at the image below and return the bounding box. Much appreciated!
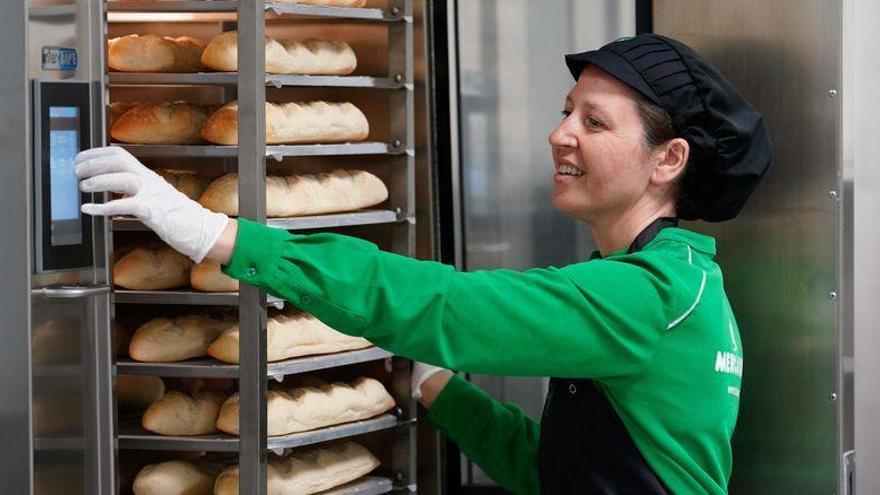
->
[565,34,773,222]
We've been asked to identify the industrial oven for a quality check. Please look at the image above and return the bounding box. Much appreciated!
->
[1,0,438,493]
[5,0,880,494]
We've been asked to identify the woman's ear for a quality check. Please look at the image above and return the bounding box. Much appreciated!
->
[651,138,690,186]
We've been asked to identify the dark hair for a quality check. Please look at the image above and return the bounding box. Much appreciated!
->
[633,95,689,212]
[634,95,677,147]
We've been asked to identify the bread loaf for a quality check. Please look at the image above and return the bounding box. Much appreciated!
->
[117,375,165,411]
[132,460,216,495]
[190,259,239,292]
[208,311,371,364]
[113,245,193,290]
[111,102,215,145]
[156,169,211,200]
[129,313,235,363]
[108,34,206,73]
[201,31,356,75]
[200,101,369,145]
[198,169,388,217]
[142,390,226,436]
[214,441,379,495]
[274,0,367,6]
[215,377,395,436]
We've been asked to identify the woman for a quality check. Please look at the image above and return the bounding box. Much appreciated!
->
[76,34,771,494]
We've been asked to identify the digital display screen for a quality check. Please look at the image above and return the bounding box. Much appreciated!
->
[48,106,82,246]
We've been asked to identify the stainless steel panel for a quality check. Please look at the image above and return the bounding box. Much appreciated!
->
[653,2,842,493]
[0,2,31,490]
[237,0,269,493]
[453,0,633,485]
[847,0,880,492]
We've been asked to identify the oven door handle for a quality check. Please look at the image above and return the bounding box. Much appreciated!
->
[31,284,111,299]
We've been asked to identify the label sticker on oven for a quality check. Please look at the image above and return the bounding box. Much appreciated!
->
[42,47,78,71]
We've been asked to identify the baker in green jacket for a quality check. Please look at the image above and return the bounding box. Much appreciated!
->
[76,34,771,494]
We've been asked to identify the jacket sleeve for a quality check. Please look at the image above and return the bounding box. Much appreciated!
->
[426,374,541,495]
[223,218,689,378]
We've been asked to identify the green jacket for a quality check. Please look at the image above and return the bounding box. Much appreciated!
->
[223,218,742,494]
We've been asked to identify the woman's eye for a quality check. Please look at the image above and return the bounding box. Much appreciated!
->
[587,117,603,129]
[561,110,572,118]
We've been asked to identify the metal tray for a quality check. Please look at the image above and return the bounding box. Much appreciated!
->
[117,142,397,158]
[116,347,393,378]
[105,1,401,21]
[322,477,394,495]
[108,72,404,89]
[113,289,285,307]
[113,210,400,232]
[118,413,408,451]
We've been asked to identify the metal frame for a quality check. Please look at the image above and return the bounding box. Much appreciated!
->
[104,1,419,493]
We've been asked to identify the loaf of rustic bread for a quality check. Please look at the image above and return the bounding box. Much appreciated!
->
[216,377,395,436]
[132,459,219,495]
[113,245,192,290]
[129,313,236,363]
[201,31,357,75]
[117,375,165,411]
[207,310,372,364]
[200,101,369,145]
[214,441,379,495]
[108,34,206,73]
[190,259,239,292]
[110,102,216,145]
[142,390,226,436]
[197,169,388,217]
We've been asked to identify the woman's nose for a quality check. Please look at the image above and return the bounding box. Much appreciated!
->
[549,118,577,148]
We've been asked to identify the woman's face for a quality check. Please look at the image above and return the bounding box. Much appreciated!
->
[549,66,659,224]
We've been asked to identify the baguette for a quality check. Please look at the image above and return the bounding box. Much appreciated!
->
[108,34,206,73]
[200,101,369,145]
[129,313,235,363]
[215,377,395,436]
[156,169,211,201]
[207,311,372,364]
[113,245,193,290]
[198,169,388,217]
[117,374,165,411]
[132,460,216,495]
[110,102,215,145]
[142,390,226,436]
[214,441,379,495]
[201,31,357,75]
[190,259,239,292]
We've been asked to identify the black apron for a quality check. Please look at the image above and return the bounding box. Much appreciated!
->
[537,217,677,494]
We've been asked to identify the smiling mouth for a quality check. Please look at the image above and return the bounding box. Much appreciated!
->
[556,164,585,177]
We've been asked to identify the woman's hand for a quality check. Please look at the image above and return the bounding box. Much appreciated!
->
[412,362,453,409]
[75,146,229,263]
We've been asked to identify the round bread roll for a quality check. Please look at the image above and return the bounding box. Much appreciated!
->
[142,390,226,436]
[108,34,206,73]
[201,31,357,75]
[117,374,165,411]
[200,101,369,145]
[113,246,193,291]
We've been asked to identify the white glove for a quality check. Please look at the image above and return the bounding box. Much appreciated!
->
[75,146,229,263]
[411,362,449,400]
